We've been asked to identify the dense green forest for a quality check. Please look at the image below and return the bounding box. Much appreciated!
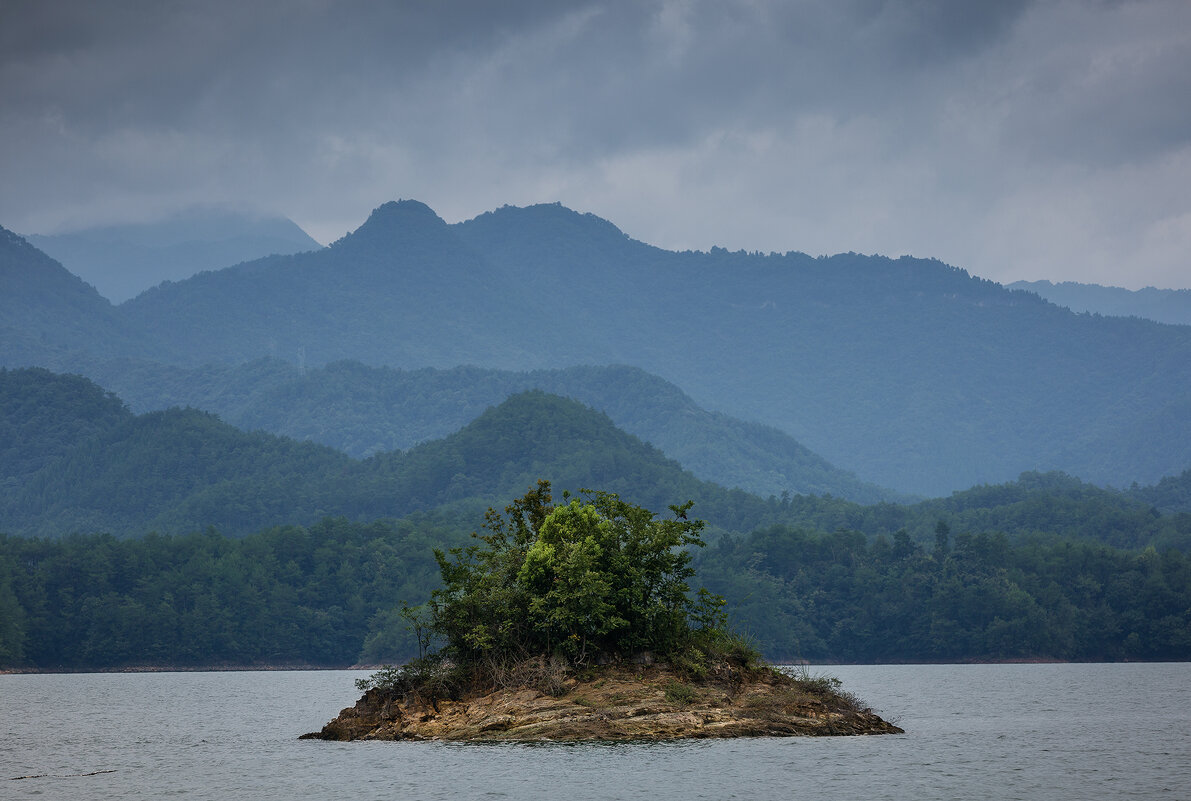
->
[2,367,1190,669]
[72,358,900,504]
[3,507,1189,669]
[0,368,130,487]
[7,369,1188,550]
[0,515,468,668]
[0,370,781,538]
[5,201,1191,495]
[771,470,1191,551]
[1128,468,1191,515]
[2,376,1191,666]
[697,526,1191,662]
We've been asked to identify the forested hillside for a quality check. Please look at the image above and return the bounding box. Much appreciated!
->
[0,516,468,668]
[2,370,1190,668]
[3,202,1190,494]
[697,524,1191,663]
[1009,279,1191,327]
[75,358,900,503]
[3,369,1188,552]
[766,471,1191,553]
[3,202,1191,669]
[3,497,1189,669]
[119,201,532,368]
[4,407,356,537]
[1129,469,1191,515]
[0,374,778,538]
[0,226,149,365]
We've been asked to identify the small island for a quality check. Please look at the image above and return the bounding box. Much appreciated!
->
[303,482,902,741]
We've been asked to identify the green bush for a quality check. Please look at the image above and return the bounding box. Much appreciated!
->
[355,481,762,698]
[430,481,715,667]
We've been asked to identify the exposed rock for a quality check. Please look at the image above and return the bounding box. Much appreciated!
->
[301,664,902,742]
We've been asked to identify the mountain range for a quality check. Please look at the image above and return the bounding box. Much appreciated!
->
[25,209,323,303]
[0,369,774,538]
[4,366,1189,667]
[3,200,1190,496]
[1008,280,1191,327]
[73,358,901,504]
[4,367,1187,551]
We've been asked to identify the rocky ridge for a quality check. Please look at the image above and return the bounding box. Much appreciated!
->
[302,663,902,742]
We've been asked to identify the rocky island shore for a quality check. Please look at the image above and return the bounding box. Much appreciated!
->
[302,662,902,741]
[303,484,902,742]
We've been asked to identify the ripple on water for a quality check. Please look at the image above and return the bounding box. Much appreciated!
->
[3,664,1189,801]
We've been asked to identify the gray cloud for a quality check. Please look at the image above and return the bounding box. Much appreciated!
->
[2,0,1189,289]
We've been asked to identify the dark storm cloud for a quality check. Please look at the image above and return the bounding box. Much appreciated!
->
[1,0,1189,288]
[1,0,563,127]
[994,3,1191,167]
[0,0,1035,156]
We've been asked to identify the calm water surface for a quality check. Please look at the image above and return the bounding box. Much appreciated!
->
[3,663,1188,800]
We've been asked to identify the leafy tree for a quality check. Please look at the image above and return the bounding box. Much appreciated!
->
[0,559,25,663]
[430,480,720,668]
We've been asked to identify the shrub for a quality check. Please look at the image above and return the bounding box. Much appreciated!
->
[430,481,715,668]
[358,481,760,698]
[664,680,698,705]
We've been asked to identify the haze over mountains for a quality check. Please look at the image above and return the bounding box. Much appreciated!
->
[1008,280,1191,328]
[77,359,899,504]
[4,203,1191,669]
[0,369,774,538]
[5,367,1186,552]
[3,199,1190,496]
[25,209,323,303]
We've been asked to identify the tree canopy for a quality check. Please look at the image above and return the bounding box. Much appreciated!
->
[429,480,725,668]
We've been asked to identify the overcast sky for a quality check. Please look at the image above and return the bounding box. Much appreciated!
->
[2,0,1189,289]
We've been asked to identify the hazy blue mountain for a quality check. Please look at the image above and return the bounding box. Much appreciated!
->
[26,209,323,303]
[909,470,1185,551]
[79,358,903,504]
[5,202,1191,495]
[454,205,1191,495]
[2,403,354,538]
[0,372,776,537]
[0,225,151,366]
[4,369,1185,556]
[2,369,1186,670]
[1009,280,1191,327]
[731,469,1191,553]
[117,200,536,368]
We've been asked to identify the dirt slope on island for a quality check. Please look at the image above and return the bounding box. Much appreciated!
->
[302,664,902,741]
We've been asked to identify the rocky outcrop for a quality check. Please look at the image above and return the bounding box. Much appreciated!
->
[301,664,902,741]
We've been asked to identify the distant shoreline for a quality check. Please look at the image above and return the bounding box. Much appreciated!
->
[0,663,366,675]
[11,657,1177,676]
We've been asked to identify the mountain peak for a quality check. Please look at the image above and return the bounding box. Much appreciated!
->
[460,202,632,245]
[332,200,450,254]
[453,203,650,274]
[0,222,106,303]
[367,199,442,224]
[1,224,38,256]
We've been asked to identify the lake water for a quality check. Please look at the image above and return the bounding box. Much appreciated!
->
[2,663,1188,800]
